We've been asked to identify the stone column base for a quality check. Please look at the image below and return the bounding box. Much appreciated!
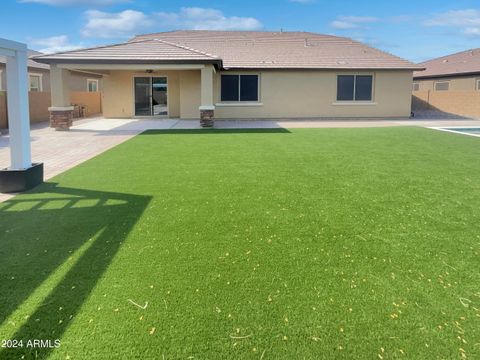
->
[49,106,74,131]
[200,108,214,128]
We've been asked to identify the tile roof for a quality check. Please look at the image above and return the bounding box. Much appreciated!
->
[414,48,480,79]
[34,30,421,70]
[33,38,220,64]
[0,49,49,70]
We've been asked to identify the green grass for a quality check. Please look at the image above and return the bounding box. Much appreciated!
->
[1,127,479,359]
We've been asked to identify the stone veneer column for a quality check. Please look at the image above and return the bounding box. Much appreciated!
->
[49,106,74,131]
[200,106,215,128]
[49,65,72,130]
[200,65,215,128]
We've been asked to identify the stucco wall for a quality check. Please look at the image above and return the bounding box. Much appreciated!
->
[179,70,201,119]
[69,71,103,92]
[29,91,51,123]
[412,90,480,117]
[102,70,180,118]
[101,69,413,119]
[412,76,480,117]
[213,70,413,119]
[414,76,479,91]
[0,65,50,92]
[0,91,51,127]
[0,91,101,129]
[71,91,102,115]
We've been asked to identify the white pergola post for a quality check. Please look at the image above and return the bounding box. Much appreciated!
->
[0,38,31,169]
[199,64,215,127]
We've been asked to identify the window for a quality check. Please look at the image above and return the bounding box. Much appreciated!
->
[336,75,373,101]
[476,79,480,91]
[29,74,42,92]
[434,81,449,91]
[221,74,259,102]
[413,83,420,91]
[87,79,99,92]
[0,69,3,91]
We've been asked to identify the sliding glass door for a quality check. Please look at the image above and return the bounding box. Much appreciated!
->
[134,77,168,117]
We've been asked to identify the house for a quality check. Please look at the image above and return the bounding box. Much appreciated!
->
[33,31,422,129]
[412,49,480,117]
[0,50,103,129]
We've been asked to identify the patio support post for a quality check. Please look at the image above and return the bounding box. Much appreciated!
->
[48,64,73,131]
[5,45,31,169]
[199,64,215,127]
[0,38,43,193]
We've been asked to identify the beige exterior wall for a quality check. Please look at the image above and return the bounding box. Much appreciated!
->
[29,91,51,123]
[214,70,413,119]
[0,90,101,128]
[0,65,50,92]
[102,70,181,118]
[71,91,102,115]
[412,75,480,117]
[100,68,413,119]
[412,90,480,117]
[69,71,103,92]
[414,76,480,91]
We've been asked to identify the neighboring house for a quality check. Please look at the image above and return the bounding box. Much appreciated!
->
[0,49,103,128]
[412,48,480,117]
[0,50,102,93]
[34,31,421,128]
[0,50,50,92]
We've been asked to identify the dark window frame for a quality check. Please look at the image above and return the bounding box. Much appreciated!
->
[336,74,374,102]
[221,74,260,102]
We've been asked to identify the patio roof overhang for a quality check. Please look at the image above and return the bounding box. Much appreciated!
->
[33,58,223,72]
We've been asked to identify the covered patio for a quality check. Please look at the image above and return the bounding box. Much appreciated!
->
[34,40,221,130]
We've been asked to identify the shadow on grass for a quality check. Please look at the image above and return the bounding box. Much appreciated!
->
[0,182,151,359]
[140,128,291,135]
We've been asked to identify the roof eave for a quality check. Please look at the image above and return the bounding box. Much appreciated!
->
[222,66,425,71]
[413,70,480,80]
[32,57,222,67]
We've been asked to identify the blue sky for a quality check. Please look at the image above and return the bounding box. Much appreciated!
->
[1,0,480,62]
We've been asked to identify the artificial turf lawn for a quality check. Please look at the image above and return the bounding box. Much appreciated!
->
[0,127,479,359]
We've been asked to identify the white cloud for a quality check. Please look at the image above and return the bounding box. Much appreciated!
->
[424,9,480,36]
[79,7,261,39]
[330,16,378,30]
[20,0,129,5]
[81,9,152,38]
[154,7,263,31]
[29,35,84,54]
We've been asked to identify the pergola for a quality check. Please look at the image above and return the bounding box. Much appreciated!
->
[0,38,43,193]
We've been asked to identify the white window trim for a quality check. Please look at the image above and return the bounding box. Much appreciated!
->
[335,73,375,103]
[216,102,264,107]
[28,72,43,92]
[476,78,480,91]
[434,81,450,91]
[0,69,3,91]
[87,78,99,92]
[332,101,378,106]
[220,73,261,103]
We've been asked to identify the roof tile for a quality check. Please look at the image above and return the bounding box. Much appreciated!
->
[35,30,420,70]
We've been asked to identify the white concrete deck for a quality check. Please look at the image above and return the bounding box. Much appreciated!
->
[1,116,480,202]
